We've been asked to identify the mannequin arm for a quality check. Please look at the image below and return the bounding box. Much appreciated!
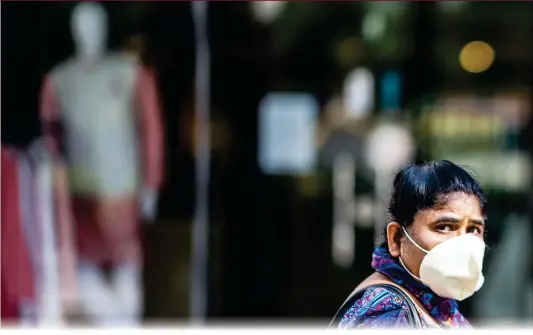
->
[135,67,165,191]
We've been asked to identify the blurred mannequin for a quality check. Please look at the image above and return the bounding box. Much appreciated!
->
[320,95,372,268]
[39,2,164,325]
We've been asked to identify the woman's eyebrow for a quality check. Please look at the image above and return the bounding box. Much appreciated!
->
[432,217,485,226]
[470,219,485,226]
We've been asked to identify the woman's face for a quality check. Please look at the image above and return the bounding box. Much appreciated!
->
[387,192,486,277]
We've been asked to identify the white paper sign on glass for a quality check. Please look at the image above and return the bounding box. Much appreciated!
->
[258,92,319,175]
[343,67,375,119]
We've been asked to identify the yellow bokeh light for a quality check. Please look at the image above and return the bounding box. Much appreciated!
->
[459,41,495,73]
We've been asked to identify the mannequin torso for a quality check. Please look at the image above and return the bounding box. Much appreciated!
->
[46,53,142,198]
[40,51,164,265]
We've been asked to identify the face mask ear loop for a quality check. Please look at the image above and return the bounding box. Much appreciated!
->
[401,226,429,254]
[396,225,426,283]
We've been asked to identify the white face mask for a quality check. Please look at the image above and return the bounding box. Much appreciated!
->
[399,226,486,301]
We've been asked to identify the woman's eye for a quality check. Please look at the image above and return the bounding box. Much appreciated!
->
[436,224,452,232]
[467,226,482,234]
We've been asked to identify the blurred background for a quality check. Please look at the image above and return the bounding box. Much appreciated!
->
[2,1,533,327]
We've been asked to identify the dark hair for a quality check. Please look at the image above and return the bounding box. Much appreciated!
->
[381,160,487,246]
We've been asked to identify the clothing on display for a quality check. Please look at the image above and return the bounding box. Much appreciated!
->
[1,145,63,325]
[40,56,164,266]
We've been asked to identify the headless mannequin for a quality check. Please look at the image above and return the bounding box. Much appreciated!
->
[39,3,164,325]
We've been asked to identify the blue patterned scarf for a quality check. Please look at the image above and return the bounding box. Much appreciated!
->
[371,246,471,327]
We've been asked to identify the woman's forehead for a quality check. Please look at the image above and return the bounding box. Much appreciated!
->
[417,192,484,219]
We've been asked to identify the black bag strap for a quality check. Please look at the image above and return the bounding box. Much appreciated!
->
[328,283,423,329]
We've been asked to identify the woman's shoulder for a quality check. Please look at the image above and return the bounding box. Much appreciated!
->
[338,286,415,329]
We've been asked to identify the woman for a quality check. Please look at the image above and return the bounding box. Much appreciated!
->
[332,160,487,328]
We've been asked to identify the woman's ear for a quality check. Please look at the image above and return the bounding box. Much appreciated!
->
[387,222,402,258]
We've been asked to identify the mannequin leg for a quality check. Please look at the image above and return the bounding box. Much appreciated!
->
[77,261,121,326]
[110,216,143,326]
[112,263,142,326]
